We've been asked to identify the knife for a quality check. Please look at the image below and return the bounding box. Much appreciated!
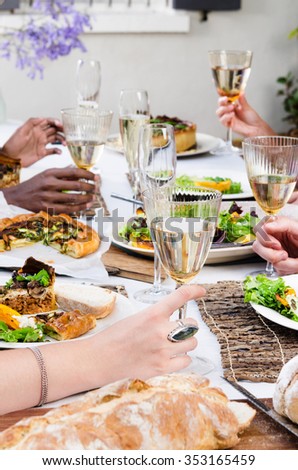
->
[223,376,298,438]
[111,192,144,206]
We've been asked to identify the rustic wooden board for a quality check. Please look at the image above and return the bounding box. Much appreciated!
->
[1,400,297,449]
[102,244,165,283]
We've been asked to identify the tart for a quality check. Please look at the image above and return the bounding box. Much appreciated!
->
[151,115,197,153]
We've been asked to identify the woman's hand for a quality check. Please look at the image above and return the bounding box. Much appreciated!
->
[1,118,65,167]
[88,284,205,387]
[216,94,276,138]
[253,216,298,275]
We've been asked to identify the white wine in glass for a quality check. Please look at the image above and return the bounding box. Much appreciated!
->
[119,89,150,197]
[134,123,177,304]
[243,135,298,276]
[61,107,113,215]
[208,50,252,155]
[143,185,222,374]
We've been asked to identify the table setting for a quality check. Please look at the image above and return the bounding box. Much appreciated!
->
[1,54,298,449]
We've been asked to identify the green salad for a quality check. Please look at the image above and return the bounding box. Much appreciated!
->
[0,321,46,343]
[243,275,298,322]
[176,175,243,194]
[216,202,259,243]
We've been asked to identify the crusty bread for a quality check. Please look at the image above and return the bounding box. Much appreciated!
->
[273,355,298,424]
[55,283,116,319]
[0,373,255,450]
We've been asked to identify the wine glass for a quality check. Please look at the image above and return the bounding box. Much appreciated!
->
[208,50,253,155]
[243,135,298,277]
[133,123,177,304]
[61,107,113,216]
[119,89,150,198]
[143,185,222,374]
[76,59,101,109]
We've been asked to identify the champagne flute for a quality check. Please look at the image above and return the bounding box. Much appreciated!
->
[119,89,150,198]
[133,123,177,304]
[243,135,298,277]
[61,107,113,216]
[208,50,253,155]
[76,59,101,109]
[143,185,222,374]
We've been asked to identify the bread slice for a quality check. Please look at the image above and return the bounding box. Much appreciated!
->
[228,401,256,433]
[55,283,116,319]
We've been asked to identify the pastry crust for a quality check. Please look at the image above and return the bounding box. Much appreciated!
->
[151,115,197,153]
[38,309,97,340]
[0,212,100,258]
[0,374,255,450]
[273,355,298,424]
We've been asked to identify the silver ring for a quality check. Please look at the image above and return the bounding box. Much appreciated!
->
[167,321,199,343]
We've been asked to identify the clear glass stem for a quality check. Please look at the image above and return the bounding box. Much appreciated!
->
[152,250,162,294]
[265,260,275,277]
[226,125,233,149]
[176,282,187,320]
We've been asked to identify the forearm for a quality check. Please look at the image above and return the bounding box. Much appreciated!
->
[0,338,101,415]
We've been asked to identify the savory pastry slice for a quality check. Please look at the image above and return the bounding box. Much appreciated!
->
[0,257,56,315]
[0,154,21,189]
[36,309,97,341]
[151,115,197,153]
[0,211,47,251]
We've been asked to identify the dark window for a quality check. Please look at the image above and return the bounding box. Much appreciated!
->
[173,1,241,11]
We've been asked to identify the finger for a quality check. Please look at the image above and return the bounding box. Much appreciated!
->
[216,104,234,118]
[255,230,282,249]
[169,336,198,356]
[274,258,298,276]
[52,179,97,193]
[167,354,193,373]
[264,217,298,238]
[142,285,206,319]
[253,240,288,264]
[219,112,235,127]
[44,200,95,215]
[47,167,98,181]
[46,191,95,204]
[218,96,229,106]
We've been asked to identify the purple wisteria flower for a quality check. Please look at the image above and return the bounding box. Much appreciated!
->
[0,0,91,79]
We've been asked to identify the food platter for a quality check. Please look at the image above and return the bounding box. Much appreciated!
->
[176,169,253,201]
[106,133,222,157]
[250,275,298,331]
[0,287,137,349]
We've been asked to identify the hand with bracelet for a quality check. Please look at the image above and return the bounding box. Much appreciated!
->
[0,284,202,415]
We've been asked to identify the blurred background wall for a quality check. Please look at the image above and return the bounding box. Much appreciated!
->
[0,0,297,138]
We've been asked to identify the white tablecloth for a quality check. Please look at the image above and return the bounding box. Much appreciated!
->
[0,121,290,405]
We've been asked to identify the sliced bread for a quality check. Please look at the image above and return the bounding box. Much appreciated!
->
[55,283,116,319]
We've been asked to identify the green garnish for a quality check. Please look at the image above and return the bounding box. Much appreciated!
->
[243,275,298,322]
[218,204,259,243]
[15,269,50,287]
[176,175,243,194]
[0,321,46,343]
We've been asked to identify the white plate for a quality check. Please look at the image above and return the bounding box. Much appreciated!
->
[0,287,137,349]
[250,274,298,331]
[177,168,253,201]
[106,133,221,157]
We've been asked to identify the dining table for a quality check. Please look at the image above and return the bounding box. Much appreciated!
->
[0,120,298,450]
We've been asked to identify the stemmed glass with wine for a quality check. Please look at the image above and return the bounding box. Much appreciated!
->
[61,107,113,216]
[208,50,253,155]
[143,185,222,373]
[243,135,298,277]
[133,123,177,304]
[119,89,150,198]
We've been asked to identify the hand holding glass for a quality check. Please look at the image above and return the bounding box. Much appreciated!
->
[243,135,298,276]
[208,50,252,155]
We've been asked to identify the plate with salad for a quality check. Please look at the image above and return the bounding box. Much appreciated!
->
[244,274,298,330]
[114,202,261,264]
[176,171,253,201]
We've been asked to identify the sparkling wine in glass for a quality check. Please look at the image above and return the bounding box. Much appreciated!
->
[143,185,222,374]
[243,135,298,276]
[61,107,113,215]
[133,123,177,304]
[76,59,101,109]
[208,50,253,155]
[119,89,150,197]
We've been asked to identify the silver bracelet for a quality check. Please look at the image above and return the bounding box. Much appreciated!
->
[28,346,48,407]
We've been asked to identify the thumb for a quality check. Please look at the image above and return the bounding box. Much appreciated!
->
[238,94,250,110]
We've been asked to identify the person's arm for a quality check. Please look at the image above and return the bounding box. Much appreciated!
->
[0,118,65,167]
[216,94,276,137]
[2,167,98,214]
[0,285,204,415]
[253,216,298,275]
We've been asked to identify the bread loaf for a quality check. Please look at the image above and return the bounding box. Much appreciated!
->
[0,373,255,450]
[55,284,116,319]
[273,355,298,424]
